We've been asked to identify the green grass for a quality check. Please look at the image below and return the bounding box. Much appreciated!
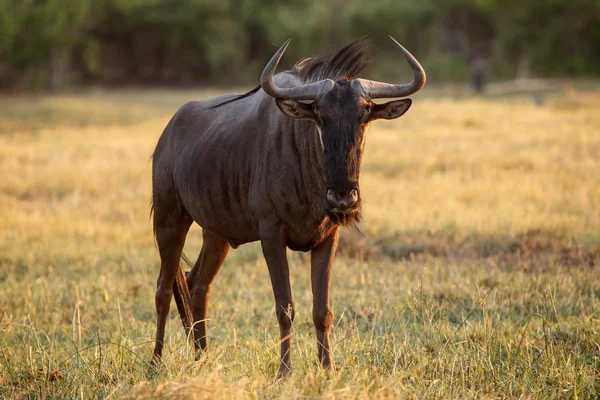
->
[0,89,599,399]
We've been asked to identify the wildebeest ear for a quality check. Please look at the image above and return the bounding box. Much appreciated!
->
[276,99,316,120]
[370,99,412,121]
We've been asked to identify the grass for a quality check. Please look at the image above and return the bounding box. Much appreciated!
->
[0,88,599,399]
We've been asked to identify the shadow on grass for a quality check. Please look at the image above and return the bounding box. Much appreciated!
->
[337,228,599,269]
[181,227,599,271]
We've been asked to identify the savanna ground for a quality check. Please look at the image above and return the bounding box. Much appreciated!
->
[0,87,599,399]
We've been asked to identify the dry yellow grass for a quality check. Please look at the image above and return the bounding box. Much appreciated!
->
[0,89,599,399]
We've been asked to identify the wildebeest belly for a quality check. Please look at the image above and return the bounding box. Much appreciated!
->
[175,139,260,245]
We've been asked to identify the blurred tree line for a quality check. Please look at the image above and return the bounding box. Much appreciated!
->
[1,0,599,90]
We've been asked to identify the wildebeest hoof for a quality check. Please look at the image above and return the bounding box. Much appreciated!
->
[276,365,292,380]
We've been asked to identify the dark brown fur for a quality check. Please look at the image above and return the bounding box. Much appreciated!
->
[150,40,415,377]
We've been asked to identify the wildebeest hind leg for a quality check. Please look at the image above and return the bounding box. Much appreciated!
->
[151,206,192,364]
[186,229,230,355]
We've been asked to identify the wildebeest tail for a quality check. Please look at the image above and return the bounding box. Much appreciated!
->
[172,261,193,336]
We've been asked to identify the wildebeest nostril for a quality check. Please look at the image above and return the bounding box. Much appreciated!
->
[326,189,336,204]
[327,188,359,210]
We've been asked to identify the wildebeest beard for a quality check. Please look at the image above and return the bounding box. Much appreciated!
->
[327,205,361,228]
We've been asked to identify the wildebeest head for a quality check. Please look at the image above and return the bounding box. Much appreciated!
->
[261,37,426,225]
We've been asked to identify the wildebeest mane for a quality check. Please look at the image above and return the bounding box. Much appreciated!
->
[209,85,261,109]
[291,39,371,83]
[210,39,370,109]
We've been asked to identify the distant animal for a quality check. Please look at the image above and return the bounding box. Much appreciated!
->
[150,36,426,377]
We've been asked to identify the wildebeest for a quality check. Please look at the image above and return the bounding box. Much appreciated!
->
[151,37,425,377]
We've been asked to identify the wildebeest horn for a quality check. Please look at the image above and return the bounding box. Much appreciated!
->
[352,36,426,99]
[261,39,335,100]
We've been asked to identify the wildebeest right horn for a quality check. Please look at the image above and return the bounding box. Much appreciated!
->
[261,39,335,100]
[351,36,426,99]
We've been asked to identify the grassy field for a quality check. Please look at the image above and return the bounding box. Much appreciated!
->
[0,88,599,399]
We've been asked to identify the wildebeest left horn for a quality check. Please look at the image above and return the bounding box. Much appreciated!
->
[261,39,335,100]
[352,36,426,99]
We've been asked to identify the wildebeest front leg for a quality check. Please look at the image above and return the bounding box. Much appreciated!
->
[186,230,230,354]
[311,228,338,369]
[260,223,294,378]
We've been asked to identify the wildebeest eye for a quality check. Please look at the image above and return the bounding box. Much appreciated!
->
[358,108,370,123]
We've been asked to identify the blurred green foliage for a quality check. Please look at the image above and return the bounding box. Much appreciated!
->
[0,0,599,89]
